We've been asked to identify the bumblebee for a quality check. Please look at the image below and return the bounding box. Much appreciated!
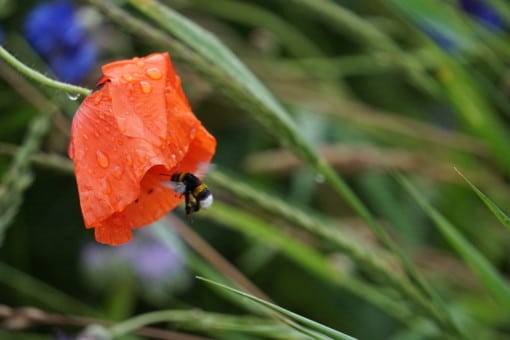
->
[168,172,213,219]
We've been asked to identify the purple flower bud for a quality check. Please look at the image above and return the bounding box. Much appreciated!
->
[80,225,189,301]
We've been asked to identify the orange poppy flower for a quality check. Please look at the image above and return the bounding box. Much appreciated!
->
[68,53,216,246]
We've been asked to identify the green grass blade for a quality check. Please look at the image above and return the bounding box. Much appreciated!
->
[208,170,442,321]
[108,309,311,339]
[387,1,510,174]
[202,201,413,324]
[186,0,324,58]
[0,262,102,317]
[128,0,290,122]
[454,167,510,233]
[398,174,510,313]
[197,277,357,340]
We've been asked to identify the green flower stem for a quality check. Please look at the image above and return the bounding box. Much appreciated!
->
[0,46,91,97]
[0,104,60,243]
[0,143,74,173]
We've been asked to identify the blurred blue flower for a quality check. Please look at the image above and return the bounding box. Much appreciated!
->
[81,225,189,303]
[23,0,97,83]
[460,0,504,30]
[420,0,504,52]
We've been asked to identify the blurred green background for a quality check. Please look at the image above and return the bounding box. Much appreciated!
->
[1,0,510,339]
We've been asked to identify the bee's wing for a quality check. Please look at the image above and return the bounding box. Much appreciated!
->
[162,180,186,194]
[194,162,215,179]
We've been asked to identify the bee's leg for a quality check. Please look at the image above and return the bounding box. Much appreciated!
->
[185,193,193,220]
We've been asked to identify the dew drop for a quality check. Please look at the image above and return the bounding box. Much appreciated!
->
[112,166,123,179]
[126,155,133,166]
[83,134,89,140]
[315,173,325,183]
[104,180,112,195]
[96,150,110,168]
[189,128,197,138]
[93,95,101,105]
[123,74,134,82]
[146,67,162,80]
[139,80,152,93]
[67,93,80,101]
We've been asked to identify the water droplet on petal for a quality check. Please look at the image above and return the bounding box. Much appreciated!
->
[189,128,197,138]
[112,166,123,179]
[146,67,162,80]
[139,80,152,93]
[123,74,134,82]
[126,155,133,166]
[96,150,110,168]
[67,93,80,101]
[104,180,112,195]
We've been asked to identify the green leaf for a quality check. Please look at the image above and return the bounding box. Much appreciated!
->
[197,277,357,340]
[398,174,510,313]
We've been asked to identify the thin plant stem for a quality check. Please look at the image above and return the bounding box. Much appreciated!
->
[0,46,91,97]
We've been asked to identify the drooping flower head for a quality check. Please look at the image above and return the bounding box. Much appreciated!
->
[68,53,216,245]
[24,0,97,83]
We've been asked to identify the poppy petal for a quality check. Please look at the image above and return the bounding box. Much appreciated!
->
[69,53,216,245]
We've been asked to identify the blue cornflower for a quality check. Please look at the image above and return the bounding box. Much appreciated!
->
[460,0,504,30]
[24,0,97,83]
[417,0,505,52]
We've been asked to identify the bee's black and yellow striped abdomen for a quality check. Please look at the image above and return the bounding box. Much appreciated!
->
[170,172,213,219]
